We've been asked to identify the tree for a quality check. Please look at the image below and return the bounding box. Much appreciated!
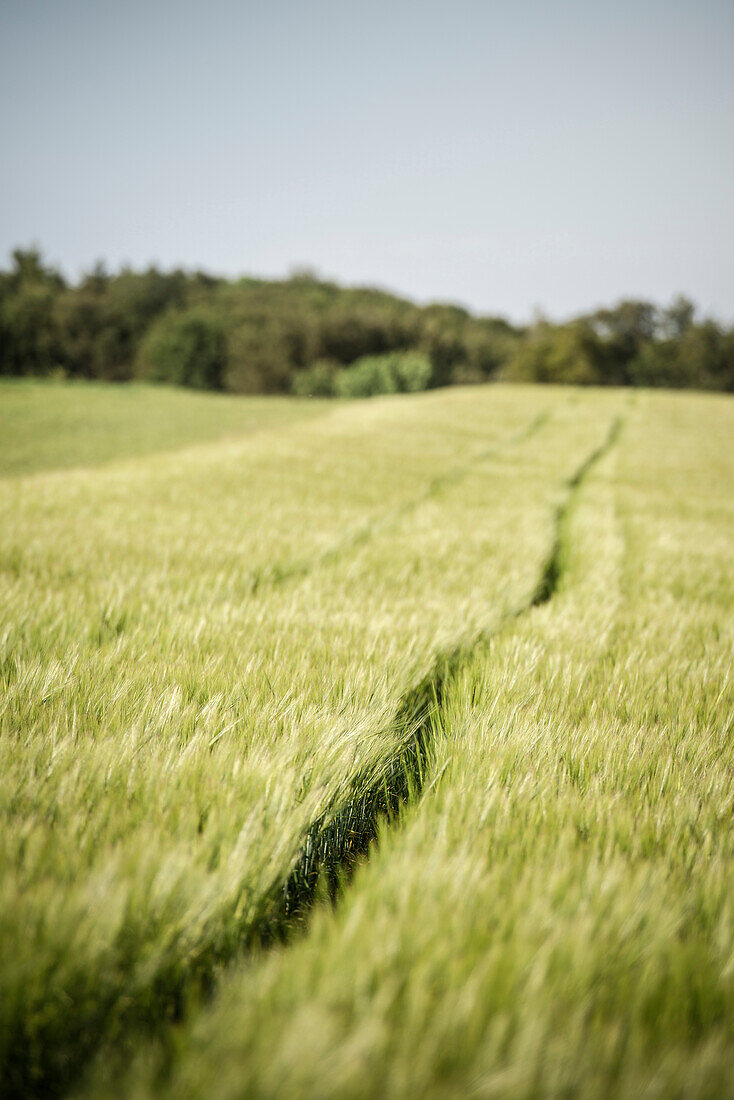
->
[662,295,696,339]
[505,322,603,386]
[136,309,226,389]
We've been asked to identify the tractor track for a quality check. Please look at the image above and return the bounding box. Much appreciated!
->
[246,410,550,595]
[267,414,623,933]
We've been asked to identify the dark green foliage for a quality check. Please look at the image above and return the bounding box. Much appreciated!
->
[0,250,186,381]
[0,249,63,375]
[629,322,734,391]
[505,300,734,391]
[0,282,58,375]
[0,249,520,393]
[137,309,226,389]
[505,321,604,386]
[1,249,732,393]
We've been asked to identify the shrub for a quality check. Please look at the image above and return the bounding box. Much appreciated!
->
[335,355,398,398]
[392,351,433,392]
[136,309,226,389]
[334,352,432,398]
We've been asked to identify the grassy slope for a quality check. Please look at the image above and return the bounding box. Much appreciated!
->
[85,391,734,1100]
[0,381,619,1095]
[0,380,329,476]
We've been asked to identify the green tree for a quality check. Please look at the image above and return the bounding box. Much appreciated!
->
[136,309,226,389]
[505,322,603,385]
[662,295,695,339]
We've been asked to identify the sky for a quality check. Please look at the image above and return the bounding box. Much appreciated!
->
[1,0,733,323]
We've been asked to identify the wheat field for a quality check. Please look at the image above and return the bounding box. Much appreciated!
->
[0,381,732,1098]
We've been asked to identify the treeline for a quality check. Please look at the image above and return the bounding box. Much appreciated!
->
[1,248,732,394]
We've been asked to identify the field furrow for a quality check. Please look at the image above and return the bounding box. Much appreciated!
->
[275,408,626,932]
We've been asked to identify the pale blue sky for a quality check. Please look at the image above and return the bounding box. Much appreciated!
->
[1,0,732,321]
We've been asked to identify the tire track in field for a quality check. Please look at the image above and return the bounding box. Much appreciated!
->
[266,413,624,936]
[246,410,550,595]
